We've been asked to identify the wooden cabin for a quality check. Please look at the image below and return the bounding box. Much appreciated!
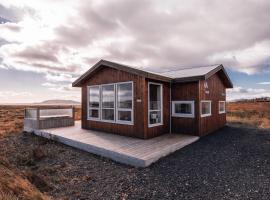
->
[73,60,233,139]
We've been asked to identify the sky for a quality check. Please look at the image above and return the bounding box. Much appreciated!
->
[0,0,269,103]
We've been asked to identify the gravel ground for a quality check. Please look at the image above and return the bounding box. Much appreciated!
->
[0,125,270,200]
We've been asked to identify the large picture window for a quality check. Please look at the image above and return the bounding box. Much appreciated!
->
[117,82,133,124]
[88,86,100,119]
[172,101,194,118]
[87,81,133,124]
[201,100,211,117]
[219,101,226,114]
[148,82,163,127]
[101,84,115,121]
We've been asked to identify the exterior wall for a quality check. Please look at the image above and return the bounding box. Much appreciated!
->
[144,79,170,138]
[171,81,200,135]
[81,66,227,138]
[199,73,226,136]
[81,66,146,138]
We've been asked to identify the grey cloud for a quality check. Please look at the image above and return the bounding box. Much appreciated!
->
[0,4,33,22]
[0,38,10,46]
[1,23,21,32]
[2,0,270,77]
[70,0,270,71]
[12,43,68,63]
[14,48,59,62]
[17,60,79,74]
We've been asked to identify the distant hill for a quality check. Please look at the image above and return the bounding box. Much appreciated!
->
[37,100,80,105]
[233,97,270,103]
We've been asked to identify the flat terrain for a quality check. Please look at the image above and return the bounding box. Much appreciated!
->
[227,102,270,128]
[1,126,269,200]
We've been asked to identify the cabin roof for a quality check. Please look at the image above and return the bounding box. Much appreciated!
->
[160,65,220,79]
[73,59,233,88]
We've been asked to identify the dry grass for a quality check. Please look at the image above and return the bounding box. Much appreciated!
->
[0,156,50,200]
[0,105,81,138]
[227,102,270,128]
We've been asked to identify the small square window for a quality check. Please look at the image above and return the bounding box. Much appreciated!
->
[172,101,194,118]
[201,101,211,117]
[219,101,226,114]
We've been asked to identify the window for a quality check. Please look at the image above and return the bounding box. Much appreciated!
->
[201,100,211,117]
[116,82,133,124]
[88,86,100,119]
[172,101,194,118]
[219,101,226,114]
[148,82,163,127]
[101,84,115,121]
[87,81,133,124]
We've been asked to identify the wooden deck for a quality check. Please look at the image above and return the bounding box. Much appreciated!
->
[33,121,199,167]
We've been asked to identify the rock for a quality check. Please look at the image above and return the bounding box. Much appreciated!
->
[33,147,47,161]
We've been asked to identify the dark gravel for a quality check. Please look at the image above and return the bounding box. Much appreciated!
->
[1,125,270,200]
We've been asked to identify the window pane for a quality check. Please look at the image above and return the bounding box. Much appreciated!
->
[149,84,161,110]
[149,111,161,124]
[89,86,99,108]
[89,109,99,118]
[102,84,114,108]
[219,102,225,112]
[175,103,192,114]
[117,83,132,109]
[118,111,132,122]
[102,109,114,120]
[202,102,211,115]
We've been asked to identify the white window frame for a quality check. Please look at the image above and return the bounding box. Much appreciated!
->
[148,82,163,127]
[87,81,134,125]
[116,81,134,125]
[201,100,212,117]
[101,83,115,123]
[172,101,195,118]
[87,85,100,121]
[219,101,226,114]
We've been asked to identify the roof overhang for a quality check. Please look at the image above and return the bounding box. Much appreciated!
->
[73,60,233,89]
[172,65,233,88]
[72,60,172,87]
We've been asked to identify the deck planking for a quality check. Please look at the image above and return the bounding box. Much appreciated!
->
[33,121,199,167]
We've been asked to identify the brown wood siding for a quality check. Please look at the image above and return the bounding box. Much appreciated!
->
[81,67,146,138]
[144,79,170,139]
[199,73,226,136]
[171,81,199,135]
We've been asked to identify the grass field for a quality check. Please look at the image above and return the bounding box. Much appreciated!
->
[227,102,270,129]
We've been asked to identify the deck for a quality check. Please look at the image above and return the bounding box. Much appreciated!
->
[33,121,199,167]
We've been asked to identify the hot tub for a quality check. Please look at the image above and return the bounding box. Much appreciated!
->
[24,107,75,132]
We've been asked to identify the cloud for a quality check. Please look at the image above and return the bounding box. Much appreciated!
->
[257,82,270,85]
[0,4,27,22]
[0,90,33,103]
[42,81,80,94]
[0,91,32,97]
[209,40,270,74]
[0,0,270,102]
[227,86,270,101]
[13,45,59,62]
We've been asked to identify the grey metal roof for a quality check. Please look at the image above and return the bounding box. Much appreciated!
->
[159,65,221,79]
[73,60,233,88]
